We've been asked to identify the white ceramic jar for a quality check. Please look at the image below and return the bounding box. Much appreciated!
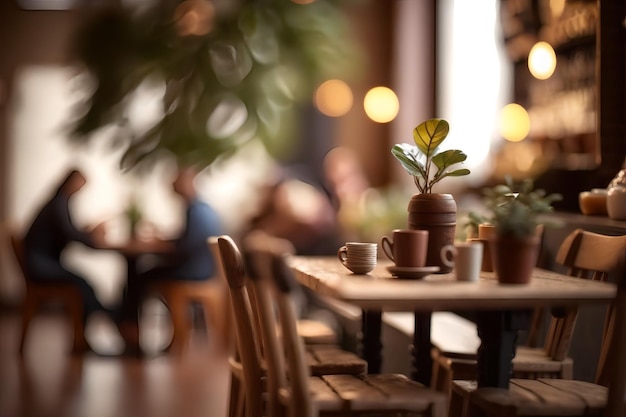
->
[607,169,626,220]
[607,187,626,220]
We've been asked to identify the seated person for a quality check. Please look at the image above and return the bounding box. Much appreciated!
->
[23,169,110,336]
[116,165,223,351]
[246,167,341,328]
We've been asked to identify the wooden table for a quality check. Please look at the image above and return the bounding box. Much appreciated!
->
[289,256,617,388]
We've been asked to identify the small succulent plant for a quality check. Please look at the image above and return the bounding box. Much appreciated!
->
[484,176,562,239]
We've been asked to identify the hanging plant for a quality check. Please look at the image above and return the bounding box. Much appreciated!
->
[69,0,360,170]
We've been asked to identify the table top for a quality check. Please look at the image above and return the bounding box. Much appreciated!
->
[289,256,617,311]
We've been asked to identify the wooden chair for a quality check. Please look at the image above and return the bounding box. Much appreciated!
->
[449,229,626,417]
[430,228,621,394]
[144,237,231,355]
[9,230,87,354]
[215,233,367,417]
[147,278,229,354]
[243,231,371,417]
[216,234,448,417]
[205,236,242,417]
[216,235,265,417]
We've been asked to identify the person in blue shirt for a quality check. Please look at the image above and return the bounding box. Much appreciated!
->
[116,166,223,352]
[23,169,110,330]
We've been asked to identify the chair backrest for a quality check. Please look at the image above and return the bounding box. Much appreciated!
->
[243,231,295,417]
[268,245,316,417]
[606,276,626,417]
[9,230,28,279]
[208,236,235,350]
[243,230,315,417]
[551,229,626,381]
[555,228,626,281]
[216,235,264,417]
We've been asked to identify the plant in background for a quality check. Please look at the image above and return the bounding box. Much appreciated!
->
[484,176,562,238]
[391,118,470,194]
[69,0,361,171]
[463,211,489,239]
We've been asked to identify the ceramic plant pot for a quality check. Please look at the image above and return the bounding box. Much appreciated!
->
[489,234,540,284]
[407,193,457,273]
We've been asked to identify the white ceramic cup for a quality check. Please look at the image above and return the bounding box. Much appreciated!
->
[440,241,483,282]
[337,242,377,274]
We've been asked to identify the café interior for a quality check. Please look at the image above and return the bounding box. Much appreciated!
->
[0,1,625,417]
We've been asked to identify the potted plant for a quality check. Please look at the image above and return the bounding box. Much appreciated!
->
[391,118,470,272]
[463,211,489,240]
[483,176,562,284]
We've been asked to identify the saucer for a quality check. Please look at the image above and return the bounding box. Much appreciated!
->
[387,265,440,279]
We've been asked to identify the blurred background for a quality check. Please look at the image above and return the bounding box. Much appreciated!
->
[0,0,624,308]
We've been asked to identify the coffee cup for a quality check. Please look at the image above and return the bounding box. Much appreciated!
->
[337,242,377,274]
[440,241,483,281]
[467,238,493,272]
[381,229,429,268]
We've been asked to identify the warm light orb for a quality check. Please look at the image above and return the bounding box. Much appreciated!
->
[314,79,353,117]
[499,103,530,142]
[550,0,566,19]
[363,86,399,123]
[290,0,316,4]
[528,42,557,80]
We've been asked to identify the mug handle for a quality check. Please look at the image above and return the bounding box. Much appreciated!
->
[337,246,348,265]
[440,244,456,268]
[380,236,395,262]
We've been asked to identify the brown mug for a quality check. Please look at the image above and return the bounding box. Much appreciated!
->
[381,229,429,267]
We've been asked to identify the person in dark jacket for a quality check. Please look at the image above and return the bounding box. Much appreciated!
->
[116,166,223,352]
[23,169,109,326]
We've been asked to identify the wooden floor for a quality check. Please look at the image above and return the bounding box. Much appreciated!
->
[0,305,231,417]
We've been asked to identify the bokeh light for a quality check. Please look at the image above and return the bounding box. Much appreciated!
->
[363,86,399,123]
[314,79,353,117]
[173,0,215,37]
[499,103,531,142]
[550,0,566,19]
[528,41,557,80]
[291,0,316,4]
[206,94,248,138]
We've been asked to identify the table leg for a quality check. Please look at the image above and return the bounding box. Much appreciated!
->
[475,310,529,388]
[411,311,432,385]
[360,309,382,373]
[120,256,141,352]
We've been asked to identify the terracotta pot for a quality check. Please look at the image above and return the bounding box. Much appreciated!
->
[407,193,457,273]
[489,234,540,284]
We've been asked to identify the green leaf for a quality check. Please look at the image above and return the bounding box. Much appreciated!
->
[412,118,449,157]
[443,168,471,177]
[431,149,467,171]
[391,144,425,177]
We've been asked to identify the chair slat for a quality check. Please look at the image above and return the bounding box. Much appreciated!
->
[536,379,607,410]
[307,345,367,376]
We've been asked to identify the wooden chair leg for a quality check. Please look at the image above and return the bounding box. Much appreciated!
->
[202,294,229,350]
[448,388,467,417]
[431,356,441,390]
[439,365,453,395]
[19,298,38,354]
[228,375,244,417]
[167,295,190,354]
[450,381,476,417]
[69,299,88,354]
